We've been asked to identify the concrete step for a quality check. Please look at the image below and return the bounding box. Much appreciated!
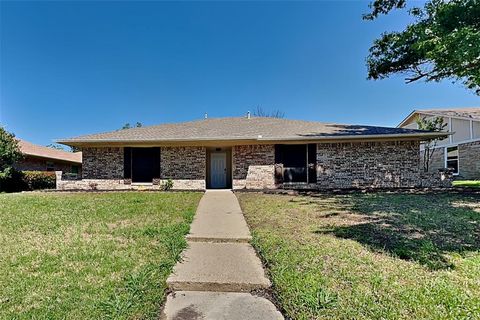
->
[161,291,284,320]
[167,242,270,292]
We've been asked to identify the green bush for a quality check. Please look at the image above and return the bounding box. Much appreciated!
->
[0,168,26,192]
[22,171,56,190]
[161,178,174,191]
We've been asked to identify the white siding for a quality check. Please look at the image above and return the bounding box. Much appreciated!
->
[474,120,480,139]
[451,118,471,142]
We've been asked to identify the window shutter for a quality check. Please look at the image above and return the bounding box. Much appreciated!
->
[308,144,317,183]
[153,147,161,178]
[124,147,131,179]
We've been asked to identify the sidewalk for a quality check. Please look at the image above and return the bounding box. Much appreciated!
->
[161,190,283,320]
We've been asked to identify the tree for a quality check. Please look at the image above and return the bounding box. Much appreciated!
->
[121,122,143,130]
[0,127,22,179]
[252,106,285,118]
[415,116,447,172]
[365,0,480,95]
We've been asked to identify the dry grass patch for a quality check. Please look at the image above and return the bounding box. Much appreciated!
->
[238,192,480,320]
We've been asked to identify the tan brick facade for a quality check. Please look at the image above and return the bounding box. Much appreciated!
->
[58,141,450,191]
[421,141,479,179]
[232,145,275,189]
[160,146,206,189]
[459,141,480,179]
[316,141,423,188]
[82,147,123,179]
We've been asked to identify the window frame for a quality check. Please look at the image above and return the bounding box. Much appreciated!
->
[444,146,459,176]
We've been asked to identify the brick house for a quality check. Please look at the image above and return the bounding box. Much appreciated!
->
[56,116,449,190]
[15,139,82,175]
[398,108,480,180]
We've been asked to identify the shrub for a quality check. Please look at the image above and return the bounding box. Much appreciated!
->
[0,168,26,192]
[22,171,56,190]
[161,178,174,191]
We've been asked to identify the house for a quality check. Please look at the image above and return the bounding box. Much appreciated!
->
[398,108,480,180]
[56,116,449,190]
[15,139,82,176]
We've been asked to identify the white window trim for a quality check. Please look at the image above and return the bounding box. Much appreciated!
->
[470,120,474,140]
[448,117,453,143]
[444,145,460,176]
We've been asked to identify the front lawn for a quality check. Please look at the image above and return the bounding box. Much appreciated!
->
[0,191,202,319]
[238,192,480,320]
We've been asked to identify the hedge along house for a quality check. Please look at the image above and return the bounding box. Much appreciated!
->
[56,116,449,190]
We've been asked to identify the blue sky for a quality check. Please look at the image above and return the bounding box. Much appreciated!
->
[1,1,478,146]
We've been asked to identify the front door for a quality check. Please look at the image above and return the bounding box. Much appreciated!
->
[210,152,227,188]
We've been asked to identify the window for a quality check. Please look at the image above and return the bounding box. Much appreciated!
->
[46,161,55,171]
[445,146,459,175]
[71,165,79,174]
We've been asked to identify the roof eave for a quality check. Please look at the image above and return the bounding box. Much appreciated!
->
[57,132,449,147]
[22,153,82,164]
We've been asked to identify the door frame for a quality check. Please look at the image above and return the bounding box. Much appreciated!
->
[206,147,232,189]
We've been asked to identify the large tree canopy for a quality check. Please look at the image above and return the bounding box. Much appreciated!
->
[365,0,480,94]
[0,127,22,178]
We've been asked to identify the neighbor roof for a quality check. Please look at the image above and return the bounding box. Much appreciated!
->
[398,107,480,127]
[18,139,82,163]
[58,117,447,146]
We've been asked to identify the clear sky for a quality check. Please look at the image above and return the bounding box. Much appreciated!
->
[1,1,478,146]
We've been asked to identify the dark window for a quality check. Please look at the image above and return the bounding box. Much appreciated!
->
[46,161,55,171]
[71,165,79,174]
[446,146,459,174]
[275,144,307,183]
[130,147,160,183]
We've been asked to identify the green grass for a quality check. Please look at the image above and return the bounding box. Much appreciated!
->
[0,191,202,319]
[453,180,480,188]
[238,192,480,320]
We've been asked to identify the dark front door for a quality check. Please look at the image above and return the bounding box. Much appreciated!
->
[131,148,160,183]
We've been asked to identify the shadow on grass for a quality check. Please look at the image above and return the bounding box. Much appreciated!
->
[314,193,480,270]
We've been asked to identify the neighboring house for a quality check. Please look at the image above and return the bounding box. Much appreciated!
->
[15,139,82,175]
[398,108,480,180]
[57,116,448,190]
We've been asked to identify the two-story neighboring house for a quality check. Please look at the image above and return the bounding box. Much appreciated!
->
[398,108,480,180]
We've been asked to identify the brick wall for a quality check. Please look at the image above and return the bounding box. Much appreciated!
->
[316,141,422,188]
[161,146,206,189]
[82,147,124,179]
[422,141,480,179]
[160,146,206,179]
[15,156,80,174]
[423,147,445,172]
[232,144,275,189]
[459,141,480,179]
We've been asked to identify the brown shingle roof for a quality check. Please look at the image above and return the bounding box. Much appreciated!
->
[58,117,447,146]
[18,139,82,163]
[417,107,480,120]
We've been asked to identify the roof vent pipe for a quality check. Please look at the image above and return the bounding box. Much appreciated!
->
[247,111,251,119]
[204,112,208,119]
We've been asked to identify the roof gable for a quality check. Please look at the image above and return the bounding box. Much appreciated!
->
[399,107,480,127]
[18,139,82,163]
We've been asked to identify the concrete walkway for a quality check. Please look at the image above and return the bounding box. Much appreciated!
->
[162,190,283,320]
